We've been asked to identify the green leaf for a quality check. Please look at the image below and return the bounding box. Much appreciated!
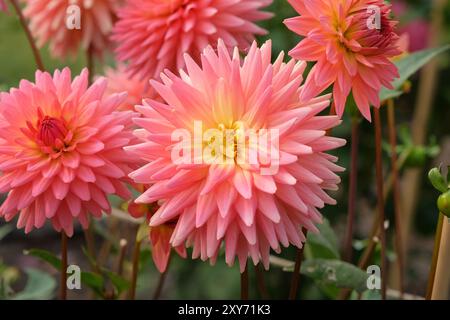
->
[12,268,56,300]
[104,271,130,295]
[295,259,369,293]
[380,45,450,101]
[24,248,106,297]
[24,249,61,269]
[305,219,340,260]
[81,272,104,296]
[379,90,403,101]
[429,167,448,193]
[0,225,13,241]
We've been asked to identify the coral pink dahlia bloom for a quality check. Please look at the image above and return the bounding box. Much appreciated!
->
[23,0,119,58]
[0,68,138,236]
[284,0,401,121]
[112,0,273,80]
[126,40,346,271]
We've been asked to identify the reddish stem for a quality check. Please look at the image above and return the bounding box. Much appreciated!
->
[387,100,404,297]
[241,264,249,300]
[60,232,68,300]
[374,108,387,300]
[343,117,360,262]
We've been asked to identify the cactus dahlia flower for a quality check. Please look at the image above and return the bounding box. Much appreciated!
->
[0,68,138,236]
[112,0,273,80]
[284,0,401,121]
[126,40,346,272]
[23,0,119,58]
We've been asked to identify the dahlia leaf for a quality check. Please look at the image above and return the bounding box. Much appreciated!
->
[380,45,450,101]
[24,248,105,297]
[285,259,369,294]
[104,271,130,295]
[24,249,61,269]
[12,268,56,300]
[305,219,340,260]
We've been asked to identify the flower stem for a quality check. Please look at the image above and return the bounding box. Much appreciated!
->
[343,116,360,262]
[153,254,171,300]
[128,239,142,300]
[240,264,249,300]
[426,213,444,299]
[288,232,306,300]
[387,99,404,297]
[116,239,128,277]
[60,232,68,300]
[87,45,94,85]
[254,263,269,299]
[374,107,387,300]
[9,0,45,71]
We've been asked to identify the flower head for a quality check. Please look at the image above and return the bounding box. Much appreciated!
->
[126,40,346,272]
[284,0,401,121]
[112,0,273,80]
[0,68,138,236]
[23,0,118,58]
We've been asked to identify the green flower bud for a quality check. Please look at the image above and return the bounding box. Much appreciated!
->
[429,167,448,193]
[438,191,450,218]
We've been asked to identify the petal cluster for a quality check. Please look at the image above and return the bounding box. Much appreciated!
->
[103,64,154,111]
[23,0,118,58]
[128,200,187,273]
[112,0,273,80]
[127,40,346,271]
[0,68,138,236]
[284,0,401,120]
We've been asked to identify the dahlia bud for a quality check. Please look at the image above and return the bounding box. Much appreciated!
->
[438,191,450,217]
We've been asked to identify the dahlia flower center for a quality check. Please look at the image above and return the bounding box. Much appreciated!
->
[204,122,245,162]
[37,116,68,148]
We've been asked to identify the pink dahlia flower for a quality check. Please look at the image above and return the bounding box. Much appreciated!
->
[103,64,153,111]
[0,68,138,236]
[284,0,401,121]
[23,0,119,58]
[112,0,273,80]
[126,40,346,271]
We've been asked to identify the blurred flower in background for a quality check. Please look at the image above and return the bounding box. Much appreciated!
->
[0,0,8,12]
[22,0,119,58]
[112,0,273,80]
[392,0,430,52]
[103,64,154,112]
